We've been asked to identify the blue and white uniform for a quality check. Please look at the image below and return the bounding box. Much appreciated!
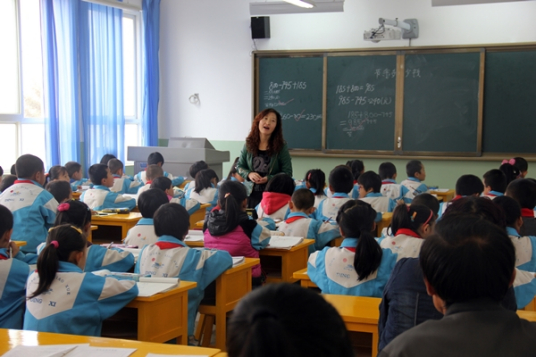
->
[70,178,89,192]
[24,261,138,336]
[379,229,424,261]
[512,268,536,309]
[380,179,402,201]
[308,238,397,297]
[135,235,232,335]
[0,180,58,253]
[482,191,504,200]
[256,203,290,222]
[135,170,185,187]
[111,174,142,194]
[310,188,327,208]
[0,248,31,329]
[400,178,428,204]
[124,218,158,247]
[80,185,136,211]
[277,212,340,253]
[170,197,201,216]
[360,192,397,213]
[314,193,352,223]
[507,227,536,272]
[325,185,359,200]
[186,187,218,212]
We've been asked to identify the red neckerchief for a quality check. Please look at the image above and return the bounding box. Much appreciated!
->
[453,195,463,200]
[0,252,8,260]
[521,208,535,218]
[146,180,152,185]
[353,180,358,185]
[155,242,183,249]
[395,228,422,239]
[382,180,395,185]
[211,205,220,212]
[112,174,121,178]
[260,192,291,215]
[285,215,307,224]
[14,180,35,185]
[344,247,356,252]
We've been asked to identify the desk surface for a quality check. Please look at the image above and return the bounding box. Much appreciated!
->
[0,328,220,356]
[323,294,381,324]
[92,212,143,223]
[130,281,197,303]
[12,241,27,247]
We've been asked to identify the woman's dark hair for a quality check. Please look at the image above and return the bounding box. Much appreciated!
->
[245,108,284,156]
[0,175,17,192]
[227,157,240,181]
[265,173,295,196]
[227,283,353,357]
[304,169,325,196]
[54,200,92,230]
[45,180,72,203]
[217,181,248,233]
[194,169,219,194]
[337,200,382,280]
[391,204,435,236]
[493,196,522,227]
[151,176,172,192]
[346,160,364,181]
[100,154,116,165]
[0,204,13,237]
[28,225,87,299]
[153,203,190,240]
[499,163,520,186]
[138,189,170,219]
[443,196,506,229]
[48,165,68,181]
[513,157,528,173]
[506,178,536,209]
[421,214,515,306]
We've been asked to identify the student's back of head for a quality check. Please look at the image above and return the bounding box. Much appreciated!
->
[304,169,325,196]
[54,200,92,231]
[147,152,165,166]
[189,160,208,179]
[483,169,507,194]
[150,176,172,193]
[443,196,506,229]
[107,159,123,175]
[100,154,116,165]
[391,204,435,237]
[227,283,353,357]
[65,161,82,179]
[138,189,169,219]
[48,165,69,182]
[329,165,354,194]
[506,178,536,209]
[500,163,520,186]
[265,173,295,196]
[88,164,109,185]
[346,159,364,181]
[10,164,16,176]
[456,174,484,196]
[411,193,440,217]
[0,204,13,238]
[406,160,423,178]
[379,162,397,180]
[146,164,164,182]
[0,175,17,192]
[153,203,189,240]
[45,181,72,203]
[513,157,528,178]
[421,214,515,306]
[291,188,314,211]
[194,169,219,193]
[212,180,249,235]
[358,171,382,193]
[494,196,522,228]
[15,154,45,181]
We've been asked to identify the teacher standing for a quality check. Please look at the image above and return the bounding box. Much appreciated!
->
[237,108,293,208]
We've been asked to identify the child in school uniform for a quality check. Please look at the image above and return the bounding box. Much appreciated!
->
[0,154,58,253]
[65,161,89,192]
[124,189,169,247]
[48,165,70,183]
[51,200,135,272]
[303,169,327,208]
[358,171,397,214]
[80,164,136,211]
[277,189,340,253]
[134,151,185,187]
[494,196,536,272]
[314,166,354,222]
[135,203,232,340]
[325,161,361,199]
[256,173,294,221]
[379,162,402,201]
[136,164,164,197]
[0,175,17,193]
[400,160,428,203]
[183,160,209,196]
[108,159,142,194]
[24,225,138,336]
[150,177,200,215]
[186,169,219,212]
[506,178,536,236]
[308,200,397,297]
[500,160,521,186]
[204,180,272,287]
[0,205,31,329]
[482,169,507,199]
[438,174,483,217]
[45,180,73,204]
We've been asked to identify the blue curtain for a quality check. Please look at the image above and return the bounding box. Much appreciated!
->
[141,0,160,146]
[41,0,81,168]
[79,2,125,166]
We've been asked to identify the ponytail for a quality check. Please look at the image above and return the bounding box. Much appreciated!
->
[227,157,240,181]
[54,200,92,230]
[28,225,87,300]
[218,181,248,232]
[499,163,520,186]
[391,204,434,236]
[304,169,325,196]
[336,200,382,280]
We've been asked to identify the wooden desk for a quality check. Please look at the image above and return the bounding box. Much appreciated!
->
[517,309,536,321]
[92,212,142,240]
[87,225,98,243]
[12,241,27,247]
[190,204,210,230]
[179,180,191,189]
[377,212,392,237]
[261,239,315,283]
[197,258,259,351]
[323,294,381,357]
[0,328,220,356]
[293,268,318,288]
[429,189,455,203]
[72,191,81,200]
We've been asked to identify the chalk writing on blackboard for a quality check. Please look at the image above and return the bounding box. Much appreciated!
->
[337,96,393,106]
[282,112,322,122]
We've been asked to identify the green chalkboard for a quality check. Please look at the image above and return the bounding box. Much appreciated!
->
[326,55,397,151]
[258,57,323,150]
[402,52,481,154]
[483,50,536,153]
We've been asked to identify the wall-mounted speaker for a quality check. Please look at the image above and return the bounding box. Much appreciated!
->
[251,17,270,39]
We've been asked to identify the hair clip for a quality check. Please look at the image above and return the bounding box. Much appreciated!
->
[50,241,59,248]
[58,202,70,212]
[225,193,231,198]
[411,212,417,222]
[307,172,312,181]
[48,225,83,235]
[502,158,516,165]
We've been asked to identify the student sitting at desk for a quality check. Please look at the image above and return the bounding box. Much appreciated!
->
[47,165,70,184]
[204,180,272,287]
[482,169,507,199]
[379,162,402,201]
[45,180,73,204]
[358,171,397,214]
[124,189,169,247]
[314,166,353,223]
[0,205,31,329]
[24,225,138,336]
[506,179,536,236]
[65,161,89,192]
[183,160,209,196]
[400,160,428,203]
[303,169,327,208]
[135,203,232,341]
[80,164,136,211]
[438,174,483,217]
[512,157,528,178]
[151,176,200,215]
[134,151,185,187]
[136,164,164,197]
[308,200,397,297]
[256,173,294,221]
[324,161,361,199]
[277,189,339,253]
[186,169,219,212]
[108,159,142,194]
[500,160,521,186]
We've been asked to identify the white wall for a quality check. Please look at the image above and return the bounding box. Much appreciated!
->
[158,0,536,141]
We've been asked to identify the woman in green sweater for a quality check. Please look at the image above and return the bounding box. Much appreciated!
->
[237,108,293,208]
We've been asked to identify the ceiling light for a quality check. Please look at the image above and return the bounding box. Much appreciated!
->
[283,0,315,8]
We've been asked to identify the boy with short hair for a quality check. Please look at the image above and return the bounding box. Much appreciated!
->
[482,169,507,199]
[136,164,164,197]
[0,154,58,253]
[45,180,72,203]
[314,166,353,222]
[379,162,402,200]
[124,189,169,247]
[438,174,484,217]
[400,160,428,204]
[183,160,209,195]
[278,188,340,253]
[151,176,201,215]
[358,171,397,214]
[80,164,136,211]
[134,151,186,187]
[108,159,142,194]
[506,178,536,236]
[65,161,89,191]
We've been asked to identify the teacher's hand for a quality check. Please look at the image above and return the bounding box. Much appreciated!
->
[248,172,264,184]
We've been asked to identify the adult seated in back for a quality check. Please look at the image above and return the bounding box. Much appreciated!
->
[380,214,536,357]
[237,108,293,209]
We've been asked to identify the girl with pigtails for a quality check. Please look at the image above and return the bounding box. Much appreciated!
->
[308,200,397,297]
[304,169,327,208]
[203,180,275,287]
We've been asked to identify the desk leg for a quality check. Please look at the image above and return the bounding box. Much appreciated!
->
[372,332,378,357]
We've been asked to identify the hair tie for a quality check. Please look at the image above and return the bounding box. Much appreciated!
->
[307,172,312,181]
[502,158,516,166]
[50,241,59,248]
[411,211,417,222]
[251,309,278,323]
[225,193,231,198]
[423,210,434,226]
[58,203,70,212]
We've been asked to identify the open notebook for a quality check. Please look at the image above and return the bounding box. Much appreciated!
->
[185,230,204,242]
[92,271,179,297]
[267,236,304,250]
[2,344,136,357]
